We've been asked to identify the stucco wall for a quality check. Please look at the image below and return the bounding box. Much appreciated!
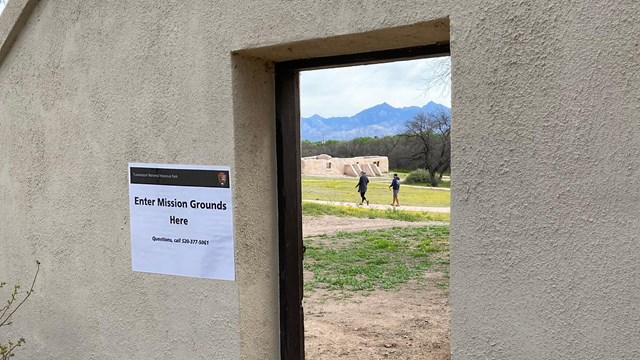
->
[0,0,639,359]
[450,2,640,359]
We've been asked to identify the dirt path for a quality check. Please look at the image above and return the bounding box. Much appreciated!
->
[304,215,448,236]
[303,215,451,360]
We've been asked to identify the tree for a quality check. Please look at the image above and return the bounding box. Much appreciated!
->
[421,56,451,98]
[404,111,450,186]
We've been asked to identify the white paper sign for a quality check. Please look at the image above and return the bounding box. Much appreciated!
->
[128,163,235,280]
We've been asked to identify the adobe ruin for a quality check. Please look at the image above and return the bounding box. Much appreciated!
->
[301,154,389,177]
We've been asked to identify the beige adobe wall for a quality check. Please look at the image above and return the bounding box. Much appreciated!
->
[301,155,388,177]
[0,1,639,360]
[447,2,640,359]
[0,2,447,360]
[344,164,360,177]
[0,0,38,62]
[301,155,345,176]
[370,164,382,176]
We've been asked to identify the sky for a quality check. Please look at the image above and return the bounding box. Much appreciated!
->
[300,56,451,118]
[0,1,5,14]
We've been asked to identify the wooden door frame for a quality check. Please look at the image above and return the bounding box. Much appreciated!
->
[275,43,451,360]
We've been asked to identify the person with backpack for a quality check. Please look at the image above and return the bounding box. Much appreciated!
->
[389,173,400,207]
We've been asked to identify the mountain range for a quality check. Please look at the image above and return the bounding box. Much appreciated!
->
[301,101,451,141]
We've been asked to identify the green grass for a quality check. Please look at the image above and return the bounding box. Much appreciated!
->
[390,169,451,188]
[302,176,450,207]
[405,178,451,189]
[302,201,450,222]
[304,225,449,293]
[389,169,412,175]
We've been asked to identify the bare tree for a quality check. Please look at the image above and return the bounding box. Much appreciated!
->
[420,56,451,98]
[404,111,450,186]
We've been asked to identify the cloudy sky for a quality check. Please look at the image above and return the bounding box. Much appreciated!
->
[300,56,451,118]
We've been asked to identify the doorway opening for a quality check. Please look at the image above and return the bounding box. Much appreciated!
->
[276,44,451,359]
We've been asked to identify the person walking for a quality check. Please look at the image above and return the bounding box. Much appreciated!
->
[355,170,369,205]
[389,173,400,207]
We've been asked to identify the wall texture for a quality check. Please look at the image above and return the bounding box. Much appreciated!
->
[0,0,639,359]
[450,2,640,359]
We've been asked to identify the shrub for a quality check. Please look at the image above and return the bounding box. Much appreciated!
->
[1,261,40,360]
[403,169,431,184]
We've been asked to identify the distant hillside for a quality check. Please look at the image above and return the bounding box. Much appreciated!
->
[301,101,451,141]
